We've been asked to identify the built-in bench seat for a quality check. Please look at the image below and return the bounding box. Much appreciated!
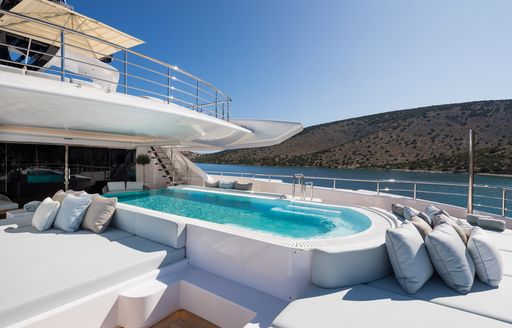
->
[0,209,186,327]
[271,283,510,328]
[272,228,512,327]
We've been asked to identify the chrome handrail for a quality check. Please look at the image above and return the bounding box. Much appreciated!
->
[0,9,232,121]
[205,170,512,217]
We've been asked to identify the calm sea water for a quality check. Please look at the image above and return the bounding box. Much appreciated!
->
[197,163,512,218]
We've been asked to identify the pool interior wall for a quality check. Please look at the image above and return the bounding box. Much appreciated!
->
[112,188,372,240]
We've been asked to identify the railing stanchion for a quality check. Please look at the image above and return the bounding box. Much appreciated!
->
[123,50,128,94]
[215,91,218,119]
[333,178,336,190]
[376,181,380,196]
[196,81,200,112]
[227,101,230,121]
[502,189,507,217]
[60,31,65,82]
[413,183,417,199]
[167,67,171,104]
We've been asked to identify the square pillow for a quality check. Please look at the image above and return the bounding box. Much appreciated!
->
[81,196,117,233]
[409,216,433,240]
[403,206,420,220]
[52,190,68,204]
[467,227,503,287]
[218,181,234,189]
[24,200,42,212]
[425,204,450,220]
[385,221,434,294]
[204,181,218,188]
[425,223,475,294]
[391,203,406,218]
[53,194,91,232]
[433,213,469,245]
[79,192,99,201]
[32,197,60,231]
[234,181,253,191]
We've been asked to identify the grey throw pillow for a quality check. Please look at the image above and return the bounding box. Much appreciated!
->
[403,206,420,220]
[467,227,503,287]
[234,181,253,191]
[385,221,434,294]
[81,196,117,234]
[477,217,507,232]
[409,216,433,240]
[391,203,406,218]
[425,223,475,294]
[24,200,42,212]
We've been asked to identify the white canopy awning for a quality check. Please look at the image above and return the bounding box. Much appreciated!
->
[0,0,144,58]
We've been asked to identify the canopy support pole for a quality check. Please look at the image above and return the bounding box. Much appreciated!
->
[467,129,475,214]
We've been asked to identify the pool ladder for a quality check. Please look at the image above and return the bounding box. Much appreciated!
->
[292,174,314,201]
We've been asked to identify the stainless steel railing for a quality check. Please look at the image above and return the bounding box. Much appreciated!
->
[205,170,512,218]
[0,9,231,120]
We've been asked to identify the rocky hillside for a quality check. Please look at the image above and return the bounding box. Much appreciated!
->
[194,100,512,174]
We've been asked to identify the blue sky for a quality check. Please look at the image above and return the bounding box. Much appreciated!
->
[73,0,512,127]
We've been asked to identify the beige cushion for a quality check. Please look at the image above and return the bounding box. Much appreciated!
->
[52,190,67,204]
[433,214,469,245]
[467,227,503,287]
[81,196,117,233]
[53,190,85,204]
[425,223,475,294]
[409,216,433,240]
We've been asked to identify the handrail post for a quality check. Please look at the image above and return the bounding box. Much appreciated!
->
[123,50,128,94]
[333,178,336,190]
[413,183,417,199]
[167,67,171,104]
[227,100,230,121]
[24,38,32,67]
[502,189,507,217]
[196,81,200,112]
[60,31,65,82]
[376,181,380,196]
[215,91,218,119]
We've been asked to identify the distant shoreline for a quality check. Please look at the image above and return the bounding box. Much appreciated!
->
[196,162,512,178]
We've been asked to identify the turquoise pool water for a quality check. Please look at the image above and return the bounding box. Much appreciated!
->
[112,188,372,239]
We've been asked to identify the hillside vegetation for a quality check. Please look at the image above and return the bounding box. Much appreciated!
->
[194,100,512,174]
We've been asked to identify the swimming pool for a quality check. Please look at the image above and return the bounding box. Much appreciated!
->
[111,188,372,239]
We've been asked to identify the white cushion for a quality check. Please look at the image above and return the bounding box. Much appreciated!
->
[31,198,60,232]
[126,181,143,190]
[467,227,503,287]
[425,223,475,294]
[218,181,234,189]
[385,221,433,294]
[107,182,126,192]
[53,194,91,232]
